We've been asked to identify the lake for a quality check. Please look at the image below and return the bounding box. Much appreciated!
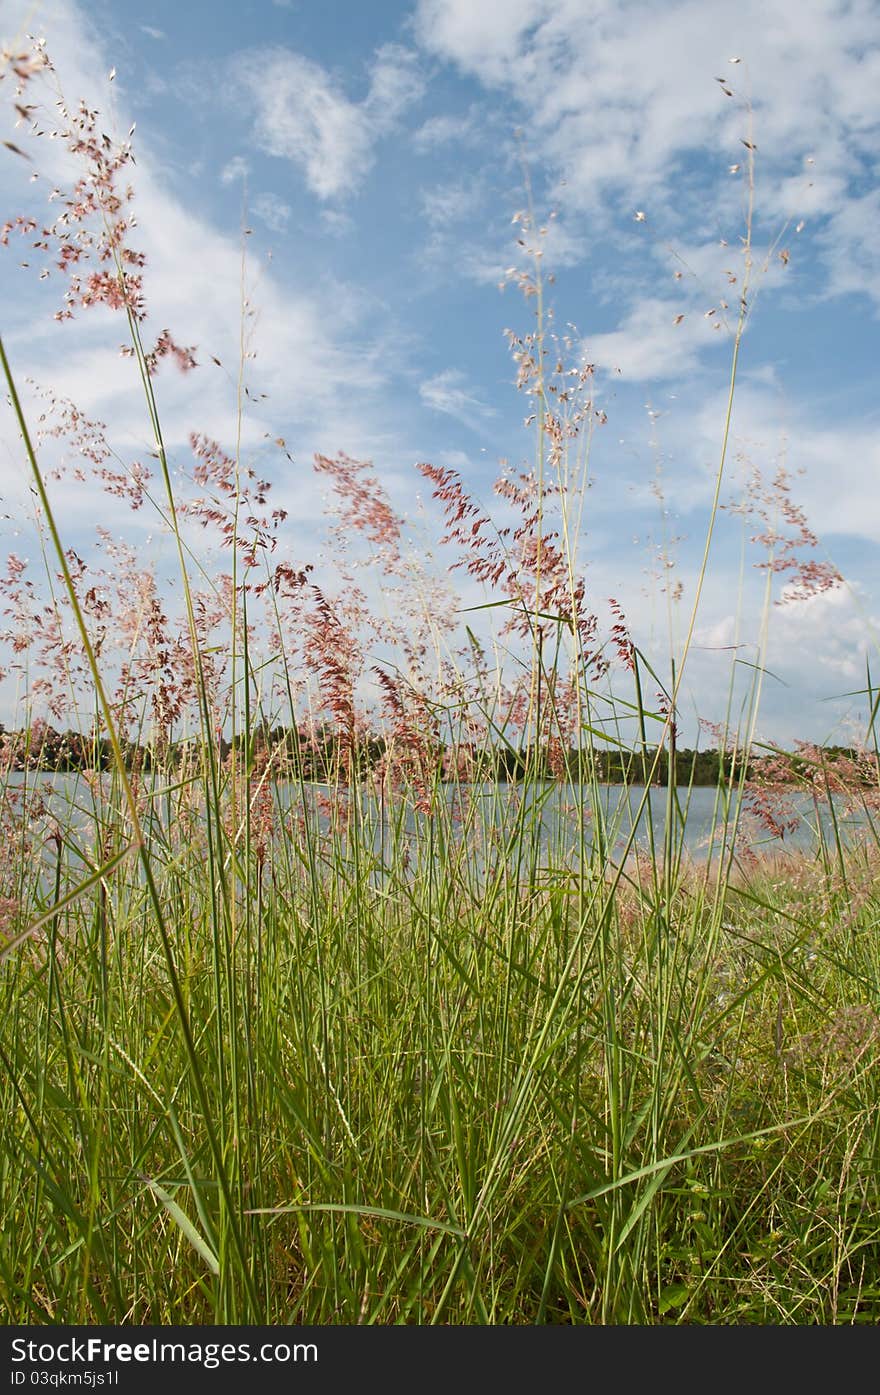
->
[5,772,874,877]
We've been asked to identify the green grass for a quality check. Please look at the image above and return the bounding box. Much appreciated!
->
[1,758,879,1324]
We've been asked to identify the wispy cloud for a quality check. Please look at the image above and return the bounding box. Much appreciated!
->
[414,0,540,85]
[412,110,478,151]
[419,179,480,228]
[416,0,879,205]
[414,0,880,323]
[419,369,497,426]
[320,207,355,236]
[818,187,880,310]
[586,296,727,381]
[0,2,415,532]
[363,42,425,126]
[622,379,880,547]
[240,43,424,200]
[252,192,292,233]
[220,155,249,184]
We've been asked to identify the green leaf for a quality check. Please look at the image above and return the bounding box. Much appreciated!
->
[141,1175,220,1276]
[245,1201,467,1238]
[658,1283,690,1315]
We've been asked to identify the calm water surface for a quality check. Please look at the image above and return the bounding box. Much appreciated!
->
[8,773,876,870]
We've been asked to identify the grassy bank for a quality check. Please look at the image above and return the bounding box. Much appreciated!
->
[1,759,880,1323]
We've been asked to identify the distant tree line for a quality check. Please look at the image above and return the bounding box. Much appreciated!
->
[1,722,873,788]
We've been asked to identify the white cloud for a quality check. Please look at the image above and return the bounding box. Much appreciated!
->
[774,167,849,221]
[417,0,879,194]
[627,381,880,554]
[530,216,585,270]
[412,111,477,151]
[414,0,540,84]
[320,207,355,236]
[419,180,479,227]
[0,2,417,534]
[585,296,727,381]
[690,578,870,685]
[420,210,586,286]
[252,192,292,233]
[611,560,878,745]
[772,431,880,545]
[818,187,880,308]
[419,369,497,425]
[139,25,165,41]
[243,51,371,200]
[414,0,880,309]
[240,43,424,200]
[720,390,880,547]
[363,43,424,127]
[456,243,509,285]
[220,155,249,185]
[764,583,877,687]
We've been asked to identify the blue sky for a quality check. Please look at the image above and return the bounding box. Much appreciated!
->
[1,0,879,746]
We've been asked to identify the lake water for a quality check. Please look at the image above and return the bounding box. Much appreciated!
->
[6,772,874,872]
[345,779,878,865]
